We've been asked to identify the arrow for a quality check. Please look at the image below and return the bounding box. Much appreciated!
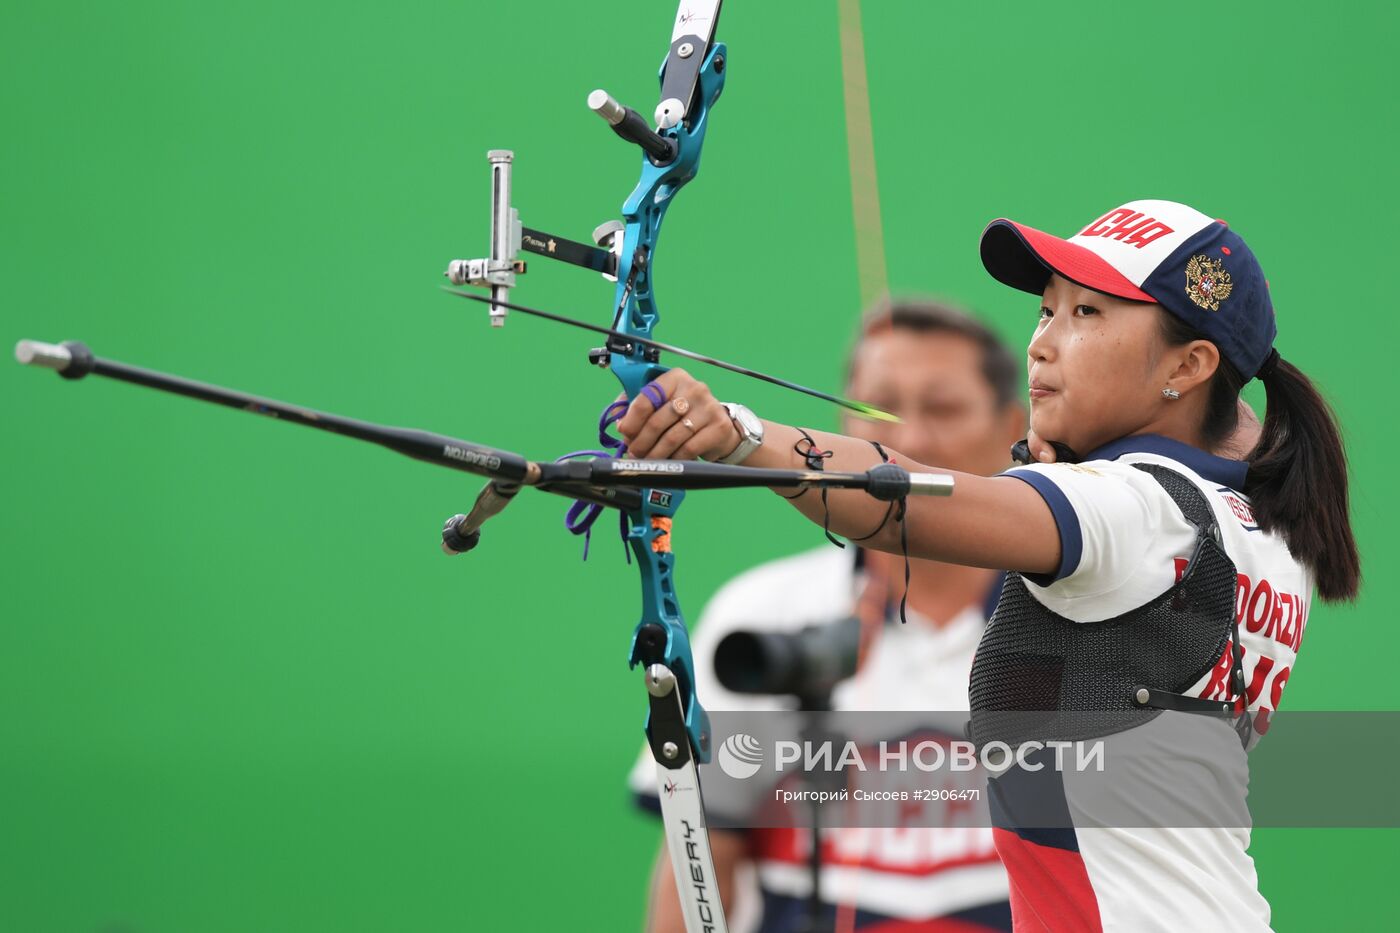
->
[441,286,899,423]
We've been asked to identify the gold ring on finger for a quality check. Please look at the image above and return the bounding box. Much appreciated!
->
[682,417,696,431]
[671,397,691,416]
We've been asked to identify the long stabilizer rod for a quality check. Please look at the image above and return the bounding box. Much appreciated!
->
[15,340,952,502]
[13,339,641,515]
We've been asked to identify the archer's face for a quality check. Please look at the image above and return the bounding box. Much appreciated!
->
[844,329,1023,476]
[1026,274,1168,455]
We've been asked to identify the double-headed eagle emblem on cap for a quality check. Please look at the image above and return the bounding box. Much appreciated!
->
[1184,254,1234,311]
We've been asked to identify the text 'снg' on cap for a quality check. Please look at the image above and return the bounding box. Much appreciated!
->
[980,199,1277,379]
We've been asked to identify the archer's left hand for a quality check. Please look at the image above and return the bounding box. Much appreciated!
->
[615,368,741,461]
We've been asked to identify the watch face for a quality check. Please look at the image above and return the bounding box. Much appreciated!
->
[734,405,762,437]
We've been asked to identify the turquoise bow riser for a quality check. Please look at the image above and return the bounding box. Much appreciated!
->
[617,43,727,765]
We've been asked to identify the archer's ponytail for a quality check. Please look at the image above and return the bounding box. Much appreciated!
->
[1245,358,1360,602]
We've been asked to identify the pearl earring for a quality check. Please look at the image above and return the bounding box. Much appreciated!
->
[1162,387,1181,400]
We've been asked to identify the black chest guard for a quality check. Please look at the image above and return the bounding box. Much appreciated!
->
[968,464,1248,746]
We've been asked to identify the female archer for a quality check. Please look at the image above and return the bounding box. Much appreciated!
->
[615,199,1359,930]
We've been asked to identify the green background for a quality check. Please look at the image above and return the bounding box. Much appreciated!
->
[3,1,1395,929]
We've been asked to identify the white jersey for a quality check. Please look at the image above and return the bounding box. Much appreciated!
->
[628,547,1012,932]
[996,434,1313,932]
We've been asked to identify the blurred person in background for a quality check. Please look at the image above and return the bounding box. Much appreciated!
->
[633,298,1026,933]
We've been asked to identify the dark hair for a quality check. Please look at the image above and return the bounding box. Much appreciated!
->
[1159,313,1360,602]
[847,297,1023,409]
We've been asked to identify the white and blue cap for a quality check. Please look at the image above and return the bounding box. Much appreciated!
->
[980,199,1278,379]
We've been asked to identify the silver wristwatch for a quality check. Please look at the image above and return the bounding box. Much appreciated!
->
[718,402,764,464]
